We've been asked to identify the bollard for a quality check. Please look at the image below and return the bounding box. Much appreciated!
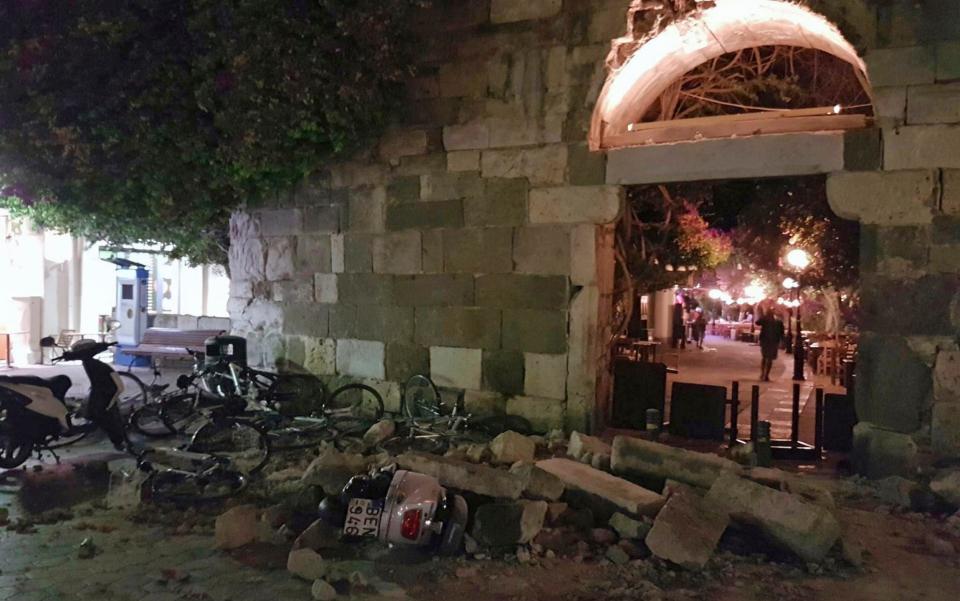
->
[756,420,772,467]
[814,388,824,461]
[729,381,740,447]
[645,408,662,441]
[791,383,801,447]
[750,385,760,442]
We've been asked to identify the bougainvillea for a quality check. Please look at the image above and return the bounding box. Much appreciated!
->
[0,0,421,264]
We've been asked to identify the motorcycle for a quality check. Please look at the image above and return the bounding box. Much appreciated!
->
[0,337,128,468]
[318,465,468,556]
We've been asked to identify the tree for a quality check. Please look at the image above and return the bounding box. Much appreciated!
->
[0,0,421,265]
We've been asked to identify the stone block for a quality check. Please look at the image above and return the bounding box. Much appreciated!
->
[258,209,302,237]
[513,226,571,275]
[472,501,548,547]
[215,505,260,550]
[230,238,266,281]
[387,176,421,204]
[646,493,729,568]
[884,125,960,169]
[230,279,254,300]
[482,350,525,395]
[379,129,429,159]
[932,403,960,456]
[710,474,840,564]
[489,431,536,465]
[437,61,487,98]
[568,143,607,185]
[569,225,598,286]
[937,40,960,82]
[421,229,443,272]
[930,245,960,273]
[430,346,482,389]
[272,280,314,303]
[843,128,883,171]
[463,389,506,416]
[282,303,329,338]
[385,343,430,382]
[866,46,937,87]
[448,150,481,172]
[354,305,414,344]
[313,274,337,304]
[335,273,394,307]
[855,334,931,434]
[396,153,447,177]
[611,436,743,490]
[296,236,333,275]
[861,276,960,337]
[851,422,919,479]
[396,452,525,499]
[934,351,960,403]
[348,187,386,233]
[372,231,422,274]
[482,146,568,186]
[945,170,960,216]
[342,232,373,273]
[872,86,907,122]
[286,548,325,581]
[304,338,336,376]
[931,469,960,507]
[330,162,387,189]
[442,227,514,273]
[330,234,345,273]
[501,309,568,354]
[443,121,490,151]
[568,431,612,462]
[393,274,475,306]
[335,339,385,379]
[415,306,501,349]
[907,83,960,124]
[463,178,527,227]
[506,396,565,433]
[421,172,484,202]
[476,274,569,310]
[529,186,622,224]
[328,305,358,339]
[302,206,341,233]
[608,512,650,540]
[827,170,939,225]
[386,200,464,231]
[231,210,261,240]
[510,462,565,501]
[537,458,666,519]
[490,0,561,24]
[523,352,567,400]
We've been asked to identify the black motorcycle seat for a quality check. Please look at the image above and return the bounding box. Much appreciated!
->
[0,375,72,401]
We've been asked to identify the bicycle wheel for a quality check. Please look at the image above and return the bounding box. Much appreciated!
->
[188,420,270,474]
[130,403,175,438]
[148,468,247,503]
[159,393,203,435]
[116,372,148,418]
[267,373,327,417]
[269,418,337,451]
[47,413,91,449]
[402,374,443,420]
[325,384,384,423]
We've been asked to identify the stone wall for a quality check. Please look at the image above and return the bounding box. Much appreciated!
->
[228,0,631,432]
[824,0,960,470]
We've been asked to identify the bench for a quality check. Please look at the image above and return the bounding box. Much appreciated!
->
[125,328,225,360]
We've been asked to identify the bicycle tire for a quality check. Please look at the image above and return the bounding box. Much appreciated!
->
[325,383,384,422]
[116,372,149,418]
[188,420,270,474]
[267,373,327,417]
[402,374,443,420]
[148,469,247,503]
[159,393,202,435]
[129,403,176,438]
[268,421,337,451]
[47,414,91,449]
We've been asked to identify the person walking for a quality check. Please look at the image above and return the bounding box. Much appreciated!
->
[692,308,707,349]
[757,309,785,382]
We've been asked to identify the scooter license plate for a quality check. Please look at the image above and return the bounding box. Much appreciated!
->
[343,498,382,537]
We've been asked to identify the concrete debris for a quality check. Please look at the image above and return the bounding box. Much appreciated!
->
[301,447,373,495]
[545,502,568,525]
[611,435,743,489]
[471,501,548,546]
[288,548,327,581]
[590,527,617,545]
[931,469,960,508]
[510,462,565,501]
[214,504,260,550]
[851,422,919,480]
[609,512,651,540]
[362,419,396,449]
[705,473,841,562]
[311,578,338,601]
[396,452,525,499]
[841,538,866,568]
[568,431,611,462]
[294,519,343,551]
[745,467,836,508]
[490,431,536,465]
[924,533,956,556]
[465,443,491,463]
[662,479,704,499]
[591,453,611,471]
[605,544,630,565]
[537,458,666,519]
[645,492,730,569]
[873,475,926,509]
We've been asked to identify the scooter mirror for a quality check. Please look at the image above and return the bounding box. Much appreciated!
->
[40,336,56,348]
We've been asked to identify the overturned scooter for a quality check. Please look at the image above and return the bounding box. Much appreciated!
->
[319,465,468,556]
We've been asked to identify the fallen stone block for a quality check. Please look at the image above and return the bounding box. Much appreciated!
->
[609,512,651,540]
[536,458,665,520]
[611,435,743,489]
[851,422,918,479]
[215,504,260,550]
[288,548,326,581]
[301,447,371,494]
[931,469,960,508]
[873,475,926,509]
[490,431,536,465]
[663,479,704,499]
[471,501,548,546]
[311,579,337,601]
[510,462,565,501]
[745,467,836,508]
[568,431,611,461]
[645,493,729,568]
[591,453,611,472]
[705,473,841,562]
[362,419,396,449]
[396,452,524,499]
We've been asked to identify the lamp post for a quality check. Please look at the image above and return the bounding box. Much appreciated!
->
[785,250,811,381]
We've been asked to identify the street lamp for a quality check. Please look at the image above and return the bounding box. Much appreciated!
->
[785,249,811,381]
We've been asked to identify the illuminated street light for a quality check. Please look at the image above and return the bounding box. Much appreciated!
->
[782,277,799,289]
[784,248,811,381]
[785,248,811,271]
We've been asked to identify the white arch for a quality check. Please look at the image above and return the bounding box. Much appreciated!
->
[590,0,872,149]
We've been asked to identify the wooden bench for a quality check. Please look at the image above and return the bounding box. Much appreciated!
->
[125,328,225,360]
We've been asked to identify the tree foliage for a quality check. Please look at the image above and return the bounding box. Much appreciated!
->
[0,0,421,264]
